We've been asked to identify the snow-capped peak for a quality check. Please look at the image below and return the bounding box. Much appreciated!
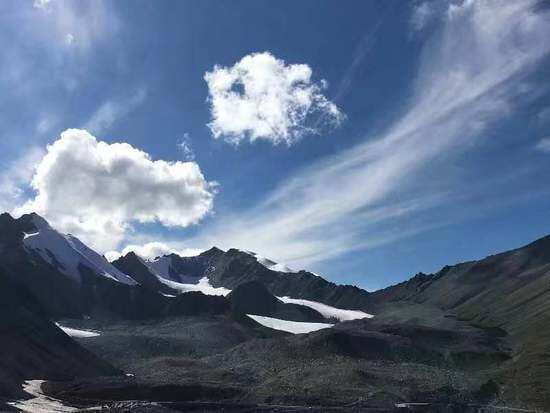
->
[146,254,203,284]
[242,250,297,273]
[22,216,137,286]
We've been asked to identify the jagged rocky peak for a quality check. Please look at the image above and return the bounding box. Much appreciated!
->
[200,246,225,258]
[220,248,298,273]
[145,246,224,283]
[0,212,45,242]
[9,211,51,234]
[122,250,145,262]
[112,251,149,270]
[24,211,50,228]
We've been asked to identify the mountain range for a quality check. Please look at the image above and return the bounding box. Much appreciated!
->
[0,212,549,412]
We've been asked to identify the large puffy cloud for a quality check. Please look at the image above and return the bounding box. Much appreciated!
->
[18,129,215,251]
[204,52,344,145]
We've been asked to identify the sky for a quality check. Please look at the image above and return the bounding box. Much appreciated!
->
[1,0,550,291]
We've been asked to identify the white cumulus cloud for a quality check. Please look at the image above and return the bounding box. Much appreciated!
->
[16,129,216,251]
[204,51,344,145]
[105,242,203,262]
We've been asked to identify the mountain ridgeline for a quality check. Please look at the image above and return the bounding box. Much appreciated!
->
[0,211,549,411]
[0,212,372,320]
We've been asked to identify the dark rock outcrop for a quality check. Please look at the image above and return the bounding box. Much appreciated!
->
[112,252,179,296]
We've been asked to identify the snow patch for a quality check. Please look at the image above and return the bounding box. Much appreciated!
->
[8,380,79,412]
[247,314,333,334]
[56,323,100,338]
[278,297,373,321]
[156,276,230,296]
[270,262,295,273]
[243,250,296,273]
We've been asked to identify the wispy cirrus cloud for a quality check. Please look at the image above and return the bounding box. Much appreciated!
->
[83,88,147,135]
[410,1,437,32]
[536,137,550,153]
[32,0,119,52]
[182,0,550,267]
[177,133,195,161]
[0,0,122,153]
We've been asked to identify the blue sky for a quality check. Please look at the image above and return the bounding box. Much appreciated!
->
[1,0,550,291]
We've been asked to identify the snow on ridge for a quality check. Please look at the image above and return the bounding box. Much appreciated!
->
[241,250,297,273]
[22,216,137,285]
[56,323,100,338]
[270,262,295,272]
[156,276,231,296]
[278,297,373,321]
[65,234,137,285]
[247,314,334,334]
[148,255,370,319]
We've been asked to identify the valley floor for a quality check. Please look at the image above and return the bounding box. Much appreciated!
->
[27,313,527,412]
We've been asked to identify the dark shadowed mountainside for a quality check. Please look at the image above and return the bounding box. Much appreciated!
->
[0,213,230,320]
[0,269,119,401]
